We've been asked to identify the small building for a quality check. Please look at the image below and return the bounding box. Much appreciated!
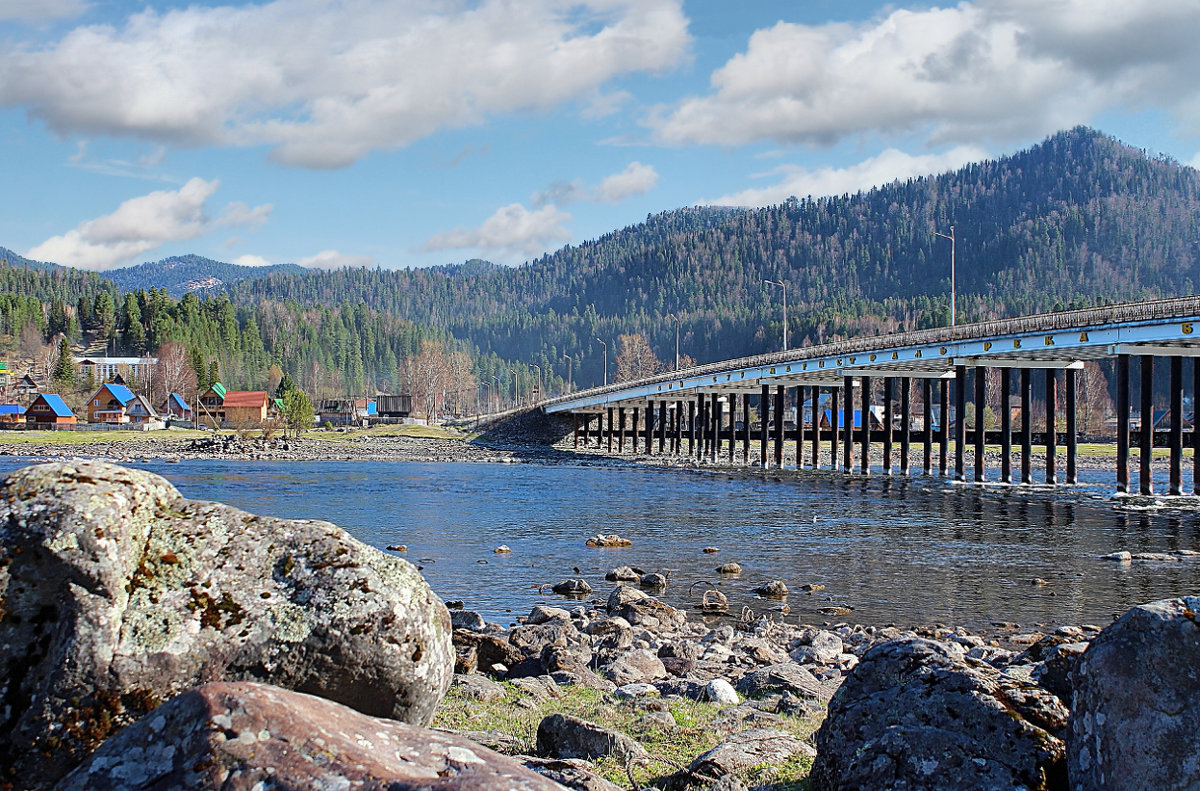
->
[13,374,41,402]
[85,382,138,424]
[197,383,268,425]
[73,356,158,383]
[0,404,23,426]
[159,393,193,420]
[375,394,412,418]
[25,393,76,427]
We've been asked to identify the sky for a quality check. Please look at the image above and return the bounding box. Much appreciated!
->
[1,0,1199,273]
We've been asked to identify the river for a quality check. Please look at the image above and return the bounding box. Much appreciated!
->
[3,457,1199,632]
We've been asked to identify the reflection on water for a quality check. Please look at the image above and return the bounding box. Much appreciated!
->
[3,457,1199,630]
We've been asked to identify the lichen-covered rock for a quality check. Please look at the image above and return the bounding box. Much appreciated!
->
[1069,596,1200,791]
[676,728,815,788]
[54,682,561,791]
[536,712,647,765]
[810,638,1068,791]
[0,461,453,789]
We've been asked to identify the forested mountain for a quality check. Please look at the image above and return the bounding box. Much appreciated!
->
[103,255,306,297]
[3,127,1198,406]
[218,127,1200,390]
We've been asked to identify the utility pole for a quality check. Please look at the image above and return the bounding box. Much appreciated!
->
[934,225,956,327]
[667,314,681,371]
[595,338,607,387]
[764,280,789,351]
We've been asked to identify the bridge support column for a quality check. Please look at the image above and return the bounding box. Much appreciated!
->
[1170,356,1183,495]
[900,377,911,475]
[1194,361,1200,496]
[673,401,682,454]
[688,400,697,457]
[1046,371,1057,484]
[1000,369,1012,483]
[1116,355,1130,492]
[618,407,626,454]
[974,367,986,483]
[812,388,821,469]
[843,376,854,474]
[705,393,715,463]
[658,401,667,454]
[939,379,950,476]
[1066,368,1078,484]
[1140,356,1153,495]
[883,378,894,475]
[954,366,966,482]
[697,397,707,459]
[860,376,871,475]
[774,385,785,468]
[830,387,840,472]
[1020,369,1032,484]
[759,385,770,468]
[607,407,615,453]
[922,379,933,475]
[573,414,580,449]
[742,393,751,465]
[644,401,653,455]
[631,408,639,456]
[796,386,806,469]
[727,394,737,464]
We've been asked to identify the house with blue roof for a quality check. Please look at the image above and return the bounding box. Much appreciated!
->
[159,392,193,421]
[85,382,159,424]
[0,404,24,426]
[26,393,76,427]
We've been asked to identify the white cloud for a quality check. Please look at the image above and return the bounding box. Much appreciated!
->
[651,0,1200,148]
[298,250,374,270]
[423,203,572,264]
[595,162,659,202]
[0,0,87,22]
[26,177,271,270]
[232,254,273,268]
[0,0,690,169]
[708,145,990,207]
[532,162,658,207]
[218,201,273,230]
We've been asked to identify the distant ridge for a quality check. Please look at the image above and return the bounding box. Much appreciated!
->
[102,254,306,297]
[0,248,58,272]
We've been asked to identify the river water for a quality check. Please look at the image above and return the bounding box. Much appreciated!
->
[4,457,1199,632]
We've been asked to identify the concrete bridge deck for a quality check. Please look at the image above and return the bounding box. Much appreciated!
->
[544,296,1200,495]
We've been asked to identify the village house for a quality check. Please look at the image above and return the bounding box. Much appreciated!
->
[197,383,269,425]
[159,393,193,421]
[84,383,159,424]
[73,356,158,385]
[13,374,41,402]
[0,405,23,426]
[25,393,76,428]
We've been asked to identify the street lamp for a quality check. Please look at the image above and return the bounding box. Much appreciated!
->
[491,375,501,411]
[934,225,956,327]
[764,279,789,351]
[507,368,518,406]
[666,313,681,371]
[595,338,607,387]
[562,354,573,393]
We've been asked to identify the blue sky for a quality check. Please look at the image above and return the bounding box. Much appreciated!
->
[1,0,1198,272]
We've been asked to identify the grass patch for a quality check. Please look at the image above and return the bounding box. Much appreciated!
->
[304,424,473,442]
[0,429,211,445]
[433,680,818,789]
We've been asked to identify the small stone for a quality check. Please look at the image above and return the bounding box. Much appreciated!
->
[586,534,632,547]
[605,565,640,582]
[703,546,720,553]
[702,589,730,613]
[1100,551,1132,563]
[613,683,659,700]
[801,583,826,592]
[494,545,512,553]
[716,562,742,575]
[704,679,740,705]
[755,580,789,598]
[552,579,593,596]
[386,543,407,551]
[640,572,668,590]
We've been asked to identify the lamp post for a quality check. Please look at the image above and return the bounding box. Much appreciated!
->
[934,225,956,327]
[595,338,607,387]
[507,368,518,407]
[491,375,501,412]
[764,279,789,351]
[562,354,573,393]
[667,313,681,371]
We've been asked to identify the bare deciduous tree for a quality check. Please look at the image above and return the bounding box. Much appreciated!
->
[615,334,663,382]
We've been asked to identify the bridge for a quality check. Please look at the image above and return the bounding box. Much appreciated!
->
[544,296,1200,496]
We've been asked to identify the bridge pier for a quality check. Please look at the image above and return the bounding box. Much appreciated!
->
[1066,369,1078,484]
[1170,356,1183,496]
[1046,371,1057,485]
[741,393,751,464]
[1194,361,1200,496]
[900,377,911,475]
[923,379,933,475]
[1140,356,1153,495]
[1020,370,1032,484]
[974,367,986,483]
[939,379,950,477]
[1116,355,1129,492]
[842,376,853,474]
[883,378,894,475]
[954,366,966,482]
[796,386,806,469]
[1001,369,1012,483]
[830,387,840,472]
[632,408,640,456]
[759,385,769,468]
[774,385,785,468]
[658,400,667,454]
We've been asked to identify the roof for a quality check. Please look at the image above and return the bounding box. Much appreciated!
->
[166,393,192,412]
[73,356,159,365]
[32,393,74,417]
[100,383,136,405]
[0,404,23,415]
[207,382,227,399]
[222,390,268,408]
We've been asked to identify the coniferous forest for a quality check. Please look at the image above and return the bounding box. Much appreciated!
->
[2,127,1199,411]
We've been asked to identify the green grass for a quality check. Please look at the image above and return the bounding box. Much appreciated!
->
[433,680,817,789]
[0,428,211,444]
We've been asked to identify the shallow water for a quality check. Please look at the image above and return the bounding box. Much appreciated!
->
[3,456,1199,631]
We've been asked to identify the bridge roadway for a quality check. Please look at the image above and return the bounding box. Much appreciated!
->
[544,296,1200,495]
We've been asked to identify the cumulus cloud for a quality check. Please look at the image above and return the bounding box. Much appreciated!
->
[708,145,989,207]
[423,204,572,263]
[0,0,690,169]
[0,0,87,22]
[298,250,374,270]
[651,0,1200,148]
[532,162,658,207]
[231,254,273,268]
[26,178,272,270]
[218,201,273,230]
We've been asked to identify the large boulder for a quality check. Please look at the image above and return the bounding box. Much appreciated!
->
[0,461,454,788]
[810,638,1068,791]
[1069,596,1200,790]
[55,681,562,791]
[536,713,647,765]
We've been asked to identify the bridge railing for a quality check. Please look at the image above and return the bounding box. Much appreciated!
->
[543,295,1200,408]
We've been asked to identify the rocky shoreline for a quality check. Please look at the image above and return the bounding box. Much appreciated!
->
[0,460,1195,790]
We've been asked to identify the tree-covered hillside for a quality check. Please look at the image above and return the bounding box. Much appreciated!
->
[222,128,1200,389]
